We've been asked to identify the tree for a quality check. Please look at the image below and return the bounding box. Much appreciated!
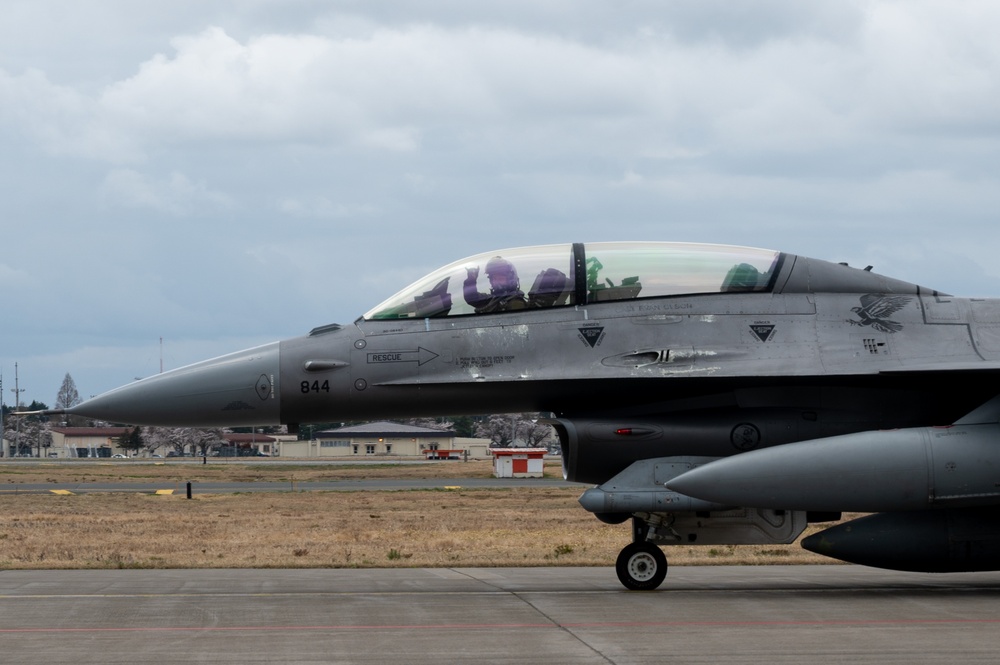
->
[475,415,515,447]
[22,401,49,423]
[142,426,224,457]
[229,425,281,435]
[116,427,145,456]
[142,426,175,456]
[54,374,81,411]
[54,374,91,426]
[449,416,477,438]
[399,416,481,437]
[190,428,225,457]
[402,417,454,431]
[475,412,554,448]
[3,416,51,457]
[518,418,555,448]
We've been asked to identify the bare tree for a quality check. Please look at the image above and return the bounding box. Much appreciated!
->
[142,426,224,457]
[401,417,455,431]
[519,418,555,448]
[475,414,515,446]
[190,428,225,457]
[54,374,91,426]
[474,413,554,447]
[142,426,177,456]
[54,373,81,410]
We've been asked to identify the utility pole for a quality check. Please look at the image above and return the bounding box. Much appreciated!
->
[11,363,25,457]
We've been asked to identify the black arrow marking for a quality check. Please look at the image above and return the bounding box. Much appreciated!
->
[366,348,440,366]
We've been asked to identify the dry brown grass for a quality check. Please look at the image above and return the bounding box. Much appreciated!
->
[0,487,839,570]
[0,459,511,484]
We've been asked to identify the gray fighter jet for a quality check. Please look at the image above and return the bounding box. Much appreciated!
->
[44,242,1000,589]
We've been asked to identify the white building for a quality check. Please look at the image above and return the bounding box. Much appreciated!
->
[48,427,132,458]
[278,421,491,459]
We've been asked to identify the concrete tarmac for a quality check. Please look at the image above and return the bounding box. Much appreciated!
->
[2,566,1000,664]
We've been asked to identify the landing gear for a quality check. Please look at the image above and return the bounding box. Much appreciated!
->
[615,516,671,590]
[615,542,667,591]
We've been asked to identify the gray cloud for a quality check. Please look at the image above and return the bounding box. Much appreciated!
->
[2,1,999,401]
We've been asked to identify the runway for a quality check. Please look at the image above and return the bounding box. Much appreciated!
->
[2,566,999,664]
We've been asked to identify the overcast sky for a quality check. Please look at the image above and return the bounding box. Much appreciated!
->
[2,0,999,404]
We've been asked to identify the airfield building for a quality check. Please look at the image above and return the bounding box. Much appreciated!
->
[279,421,491,459]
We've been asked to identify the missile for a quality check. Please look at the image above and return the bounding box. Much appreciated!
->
[666,424,1000,513]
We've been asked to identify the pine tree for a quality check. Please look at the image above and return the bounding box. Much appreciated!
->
[117,427,145,456]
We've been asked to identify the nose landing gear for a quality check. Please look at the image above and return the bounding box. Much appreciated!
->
[615,541,668,590]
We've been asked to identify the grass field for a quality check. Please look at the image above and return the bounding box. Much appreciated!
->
[0,460,838,570]
[0,458,509,484]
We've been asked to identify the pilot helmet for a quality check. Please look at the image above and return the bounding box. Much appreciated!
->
[486,256,519,292]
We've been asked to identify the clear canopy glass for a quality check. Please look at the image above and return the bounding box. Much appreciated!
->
[583,242,781,301]
[363,242,781,320]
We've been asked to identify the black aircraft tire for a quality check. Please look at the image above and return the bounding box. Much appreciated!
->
[615,542,668,591]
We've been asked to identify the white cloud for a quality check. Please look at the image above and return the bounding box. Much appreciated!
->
[278,196,379,218]
[858,1,1000,135]
[0,67,142,161]
[4,9,999,167]
[100,168,233,214]
[4,1,1000,400]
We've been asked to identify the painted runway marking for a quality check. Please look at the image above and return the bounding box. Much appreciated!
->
[1,617,999,634]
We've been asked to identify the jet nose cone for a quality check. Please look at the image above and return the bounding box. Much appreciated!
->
[68,342,282,427]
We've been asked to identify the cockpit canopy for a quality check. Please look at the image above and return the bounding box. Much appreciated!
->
[363,242,783,320]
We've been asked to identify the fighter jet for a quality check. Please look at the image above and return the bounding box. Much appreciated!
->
[42,241,1000,590]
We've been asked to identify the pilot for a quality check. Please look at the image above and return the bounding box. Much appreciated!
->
[464,256,527,313]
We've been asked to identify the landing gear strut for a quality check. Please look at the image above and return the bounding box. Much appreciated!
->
[615,517,668,590]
